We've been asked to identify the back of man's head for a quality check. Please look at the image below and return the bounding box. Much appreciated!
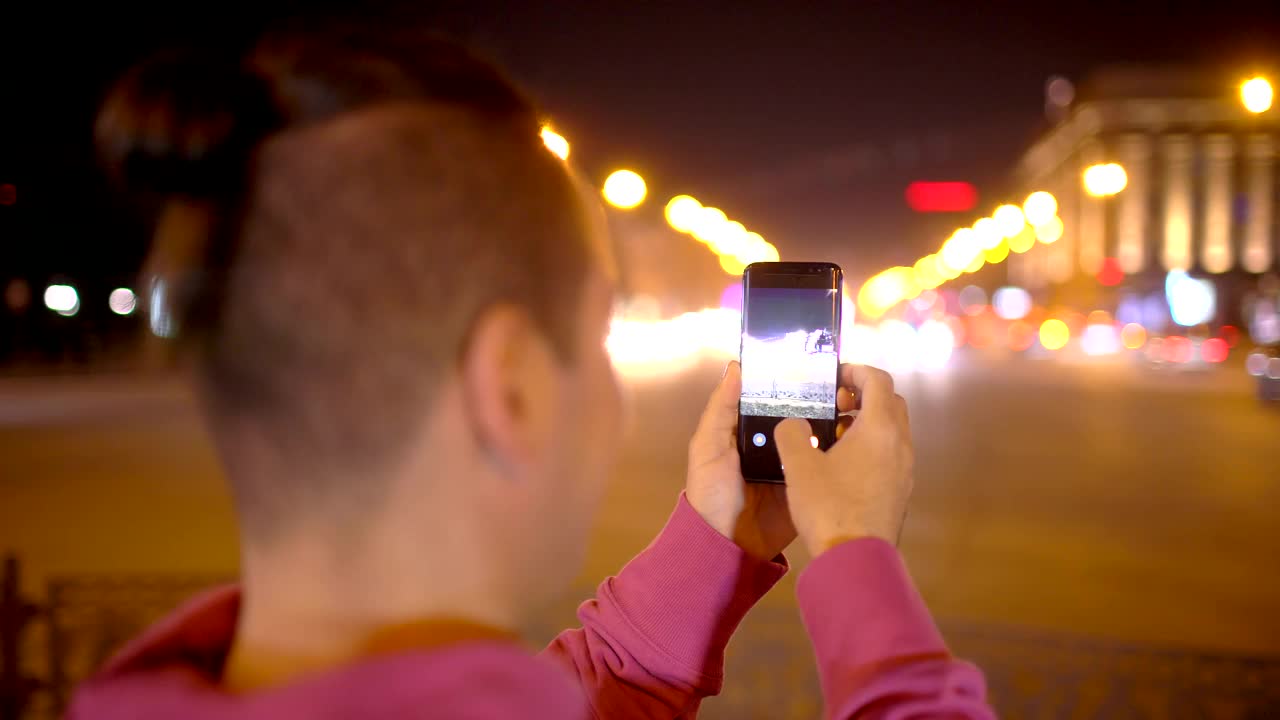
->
[96,22,595,540]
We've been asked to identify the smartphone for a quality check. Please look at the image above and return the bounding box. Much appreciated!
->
[738,261,843,482]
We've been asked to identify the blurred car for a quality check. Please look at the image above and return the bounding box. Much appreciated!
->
[1246,344,1280,401]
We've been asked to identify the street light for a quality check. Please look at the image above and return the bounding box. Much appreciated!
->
[1241,76,1274,114]
[664,195,702,233]
[44,284,79,317]
[940,228,979,274]
[540,125,570,160]
[1035,216,1064,244]
[993,204,1026,237]
[1022,191,1058,226]
[602,169,647,209]
[1083,163,1127,197]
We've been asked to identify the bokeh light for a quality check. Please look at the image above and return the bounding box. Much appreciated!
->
[602,169,647,209]
[718,254,747,275]
[1023,191,1058,226]
[993,204,1026,237]
[108,288,137,316]
[992,286,1031,320]
[842,324,880,365]
[1096,257,1124,286]
[665,195,702,232]
[916,319,956,371]
[43,284,79,317]
[1246,351,1269,376]
[1081,323,1119,355]
[691,207,728,243]
[1083,163,1127,197]
[1035,216,1064,244]
[1007,320,1036,351]
[1241,76,1274,114]
[1120,323,1147,350]
[941,228,980,273]
[959,285,987,316]
[606,307,740,378]
[1038,318,1070,350]
[1200,337,1229,363]
[973,217,1001,250]
[539,125,570,160]
[1009,225,1037,253]
[878,319,919,372]
[1165,270,1216,327]
[914,254,942,289]
[983,238,1010,264]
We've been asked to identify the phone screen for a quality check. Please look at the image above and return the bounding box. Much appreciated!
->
[738,262,843,482]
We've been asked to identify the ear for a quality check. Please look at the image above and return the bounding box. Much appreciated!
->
[460,304,561,478]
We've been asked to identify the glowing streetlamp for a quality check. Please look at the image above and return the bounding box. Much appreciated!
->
[540,126,570,160]
[44,284,79,317]
[993,204,1026,238]
[1035,216,1064,244]
[1241,76,1273,114]
[664,195,702,233]
[108,288,137,315]
[602,169,647,209]
[1022,191,1058,226]
[940,228,979,274]
[1083,163,1127,197]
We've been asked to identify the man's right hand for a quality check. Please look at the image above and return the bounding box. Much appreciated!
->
[774,364,914,556]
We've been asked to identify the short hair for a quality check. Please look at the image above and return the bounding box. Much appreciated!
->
[96,22,593,537]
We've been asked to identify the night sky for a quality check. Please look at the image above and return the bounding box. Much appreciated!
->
[4,0,1280,289]
[745,288,837,338]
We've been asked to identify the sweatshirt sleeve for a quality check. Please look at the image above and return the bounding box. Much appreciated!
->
[796,538,995,720]
[539,492,787,719]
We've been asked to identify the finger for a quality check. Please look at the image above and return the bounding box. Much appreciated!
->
[839,364,894,414]
[692,361,742,449]
[836,385,858,412]
[774,417,821,478]
[835,413,854,440]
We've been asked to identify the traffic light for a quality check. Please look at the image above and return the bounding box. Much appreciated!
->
[0,183,15,206]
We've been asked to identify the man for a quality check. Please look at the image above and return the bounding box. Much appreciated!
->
[71,23,993,720]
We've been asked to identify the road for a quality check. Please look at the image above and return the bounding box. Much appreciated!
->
[4,352,1280,718]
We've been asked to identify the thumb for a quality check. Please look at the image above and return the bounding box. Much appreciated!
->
[693,361,741,444]
[774,417,820,478]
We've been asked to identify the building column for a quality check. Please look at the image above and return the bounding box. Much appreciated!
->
[1048,177,1074,284]
[1161,134,1193,271]
[1078,144,1105,275]
[1201,134,1235,274]
[1116,134,1151,274]
[1242,134,1275,274]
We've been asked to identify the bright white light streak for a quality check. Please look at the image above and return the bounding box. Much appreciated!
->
[842,324,881,366]
[878,320,918,373]
[916,319,956,370]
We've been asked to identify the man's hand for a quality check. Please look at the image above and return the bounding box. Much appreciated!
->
[685,361,795,561]
[774,364,914,556]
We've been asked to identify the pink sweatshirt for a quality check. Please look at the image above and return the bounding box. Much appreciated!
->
[69,494,994,719]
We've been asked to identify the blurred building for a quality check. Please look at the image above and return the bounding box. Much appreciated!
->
[1009,66,1280,330]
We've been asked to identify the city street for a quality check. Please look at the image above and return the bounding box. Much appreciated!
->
[4,353,1280,717]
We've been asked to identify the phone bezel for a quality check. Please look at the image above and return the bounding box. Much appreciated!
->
[737,261,843,483]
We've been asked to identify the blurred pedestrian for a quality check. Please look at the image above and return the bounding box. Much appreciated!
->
[70,20,992,720]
